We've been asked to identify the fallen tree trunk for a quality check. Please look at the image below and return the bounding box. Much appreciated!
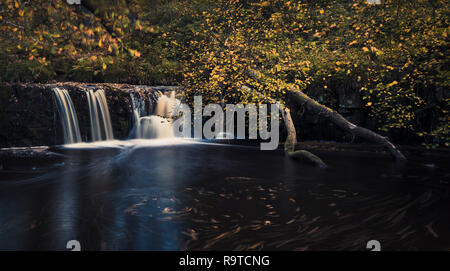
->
[241,86,327,167]
[247,70,407,162]
[287,89,407,162]
[280,106,327,168]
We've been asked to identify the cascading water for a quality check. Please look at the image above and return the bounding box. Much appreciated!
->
[155,91,179,118]
[130,90,180,139]
[86,88,114,141]
[147,92,158,115]
[136,116,173,138]
[129,92,147,139]
[52,87,82,144]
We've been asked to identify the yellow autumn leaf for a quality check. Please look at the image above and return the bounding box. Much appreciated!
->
[387,81,398,88]
[362,47,369,52]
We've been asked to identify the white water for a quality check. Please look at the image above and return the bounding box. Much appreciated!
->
[86,88,114,141]
[137,116,174,138]
[130,91,180,139]
[155,91,180,118]
[62,138,197,149]
[60,138,242,154]
[52,87,81,144]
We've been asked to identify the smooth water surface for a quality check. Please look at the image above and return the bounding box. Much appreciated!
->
[0,140,449,250]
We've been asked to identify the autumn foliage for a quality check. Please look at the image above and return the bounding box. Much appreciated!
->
[0,0,448,147]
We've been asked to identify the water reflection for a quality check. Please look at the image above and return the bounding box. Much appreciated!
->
[0,140,449,250]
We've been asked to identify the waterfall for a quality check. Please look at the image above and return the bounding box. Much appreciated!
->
[52,87,82,144]
[129,92,146,139]
[130,90,180,139]
[86,88,114,141]
[147,92,158,115]
[155,91,179,118]
[136,116,173,138]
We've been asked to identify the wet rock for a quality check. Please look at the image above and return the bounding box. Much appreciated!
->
[337,88,362,109]
[0,147,65,169]
[0,83,54,147]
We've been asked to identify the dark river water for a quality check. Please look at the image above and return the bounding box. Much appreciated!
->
[0,139,449,250]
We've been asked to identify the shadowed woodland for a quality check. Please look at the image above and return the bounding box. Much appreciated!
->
[0,0,448,150]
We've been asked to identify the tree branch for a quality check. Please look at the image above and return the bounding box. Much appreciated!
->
[240,85,327,167]
[247,69,407,162]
